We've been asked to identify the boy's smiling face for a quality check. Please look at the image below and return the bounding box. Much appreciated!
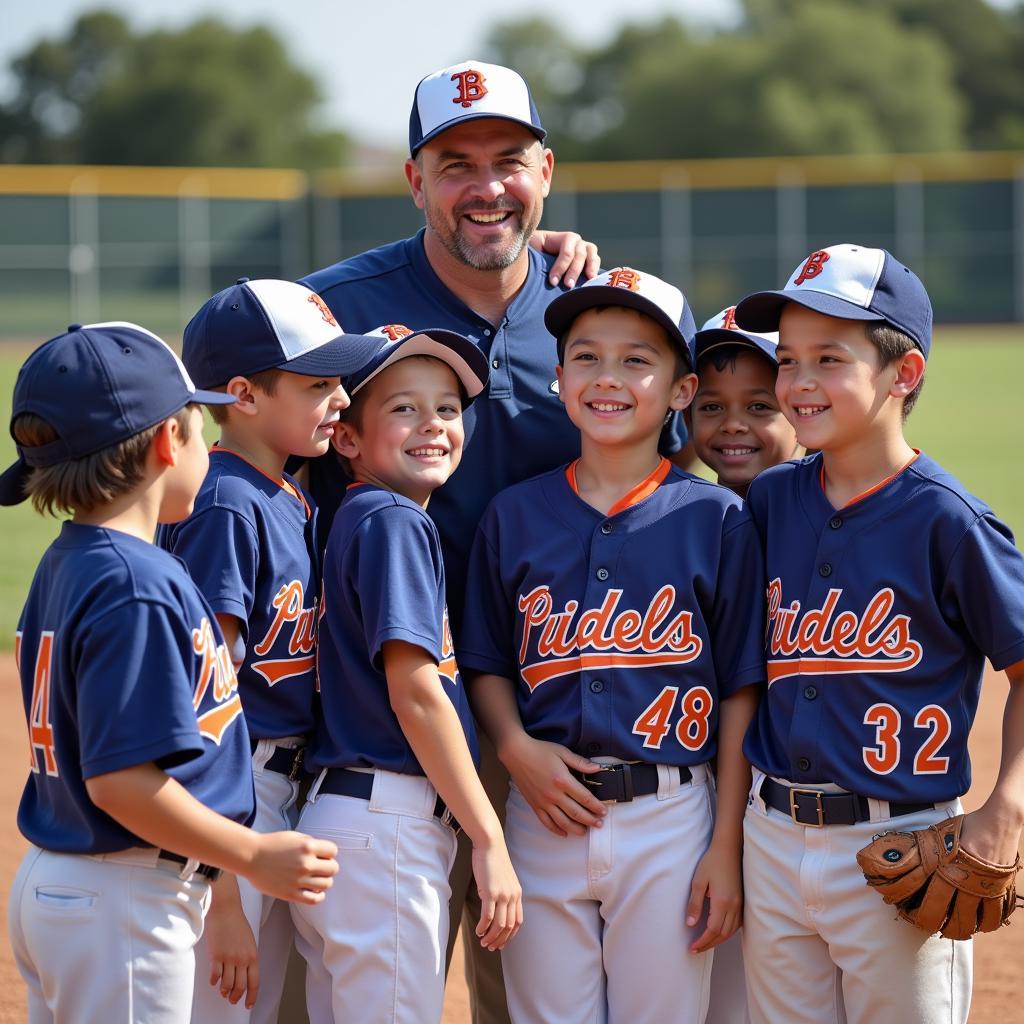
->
[333,356,465,508]
[555,306,696,450]
[775,304,912,454]
[691,347,798,493]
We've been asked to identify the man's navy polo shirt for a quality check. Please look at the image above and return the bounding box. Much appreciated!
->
[301,228,686,628]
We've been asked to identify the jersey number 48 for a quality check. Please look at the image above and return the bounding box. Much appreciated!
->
[632,685,714,751]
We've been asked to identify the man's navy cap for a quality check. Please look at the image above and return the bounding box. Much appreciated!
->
[183,278,382,389]
[735,243,933,359]
[544,267,698,370]
[695,306,779,366]
[409,60,546,157]
[0,321,236,506]
[343,325,489,405]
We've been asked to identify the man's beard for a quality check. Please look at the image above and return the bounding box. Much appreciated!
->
[427,198,541,271]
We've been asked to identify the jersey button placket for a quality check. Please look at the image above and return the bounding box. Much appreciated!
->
[485,323,512,398]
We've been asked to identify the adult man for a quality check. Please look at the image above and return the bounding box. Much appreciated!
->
[299,60,687,1022]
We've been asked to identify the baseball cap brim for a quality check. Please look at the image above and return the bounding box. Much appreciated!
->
[735,289,883,334]
[414,113,546,155]
[349,330,489,404]
[695,328,779,365]
[192,388,239,406]
[277,333,387,379]
[545,286,696,369]
[0,457,30,507]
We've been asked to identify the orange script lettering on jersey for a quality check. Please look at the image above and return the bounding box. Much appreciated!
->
[517,585,702,691]
[192,616,243,744]
[251,580,317,687]
[766,578,922,685]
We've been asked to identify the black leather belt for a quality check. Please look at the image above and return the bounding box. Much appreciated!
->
[570,763,692,803]
[159,850,222,881]
[251,739,306,781]
[760,778,935,827]
[318,768,460,832]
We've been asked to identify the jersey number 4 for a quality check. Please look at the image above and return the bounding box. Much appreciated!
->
[862,703,951,776]
[17,631,59,777]
[632,685,714,751]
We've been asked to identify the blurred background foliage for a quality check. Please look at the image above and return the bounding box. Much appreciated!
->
[2,0,1023,167]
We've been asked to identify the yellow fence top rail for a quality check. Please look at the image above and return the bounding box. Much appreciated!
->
[317,150,1024,196]
[1,151,1022,199]
[0,164,308,199]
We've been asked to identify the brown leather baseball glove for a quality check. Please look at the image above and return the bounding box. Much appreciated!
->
[855,814,1021,940]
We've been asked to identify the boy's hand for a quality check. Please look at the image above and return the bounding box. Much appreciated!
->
[203,876,260,1007]
[959,802,1024,866]
[529,229,600,289]
[501,733,607,836]
[245,831,338,904]
[685,840,743,954]
[471,839,524,951]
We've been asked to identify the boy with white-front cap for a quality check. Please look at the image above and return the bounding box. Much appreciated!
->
[291,325,522,1024]
[460,268,766,1024]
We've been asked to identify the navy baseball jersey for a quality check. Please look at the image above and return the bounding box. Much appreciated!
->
[310,483,478,775]
[159,448,319,740]
[458,459,766,762]
[743,452,1024,802]
[15,523,254,854]
[300,230,687,626]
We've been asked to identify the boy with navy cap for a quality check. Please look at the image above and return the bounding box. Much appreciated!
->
[159,279,376,1022]
[290,324,522,1024]
[734,244,1024,1023]
[689,306,800,499]
[4,322,338,1024]
[459,268,766,1024]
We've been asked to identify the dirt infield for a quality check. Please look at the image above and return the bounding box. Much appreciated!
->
[0,653,1019,1023]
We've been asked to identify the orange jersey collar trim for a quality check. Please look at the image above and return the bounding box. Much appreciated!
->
[566,456,672,517]
[820,450,920,510]
[210,444,311,518]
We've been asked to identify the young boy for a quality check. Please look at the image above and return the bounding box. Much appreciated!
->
[458,268,767,1024]
[291,324,522,1023]
[3,322,338,1024]
[159,278,378,1022]
[733,243,1024,1023]
[690,306,800,498]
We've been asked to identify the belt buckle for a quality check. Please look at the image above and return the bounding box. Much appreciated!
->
[585,763,633,803]
[789,788,825,828]
[288,747,306,783]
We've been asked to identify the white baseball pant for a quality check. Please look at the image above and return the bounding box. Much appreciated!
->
[742,770,971,1024]
[191,737,303,1024]
[705,930,750,1024]
[8,845,210,1023]
[290,768,458,1024]
[500,762,715,1024]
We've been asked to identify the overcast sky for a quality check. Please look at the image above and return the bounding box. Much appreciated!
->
[1,0,740,149]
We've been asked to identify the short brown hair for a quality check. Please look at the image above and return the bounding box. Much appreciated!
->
[12,405,195,516]
[206,367,285,424]
[864,322,925,420]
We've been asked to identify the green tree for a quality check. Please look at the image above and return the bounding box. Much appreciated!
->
[0,9,349,168]
[485,2,979,159]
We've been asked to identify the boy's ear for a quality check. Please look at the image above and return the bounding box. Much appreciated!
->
[152,416,182,468]
[554,363,564,404]
[890,349,926,399]
[331,421,361,460]
[669,372,699,413]
[225,376,260,415]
